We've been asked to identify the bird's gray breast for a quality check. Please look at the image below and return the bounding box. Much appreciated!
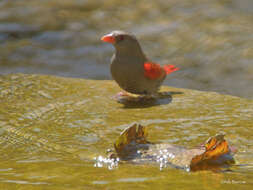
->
[110,55,161,94]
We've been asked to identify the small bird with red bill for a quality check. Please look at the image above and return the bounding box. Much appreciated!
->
[101,31,179,99]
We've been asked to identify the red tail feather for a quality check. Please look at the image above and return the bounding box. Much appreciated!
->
[163,65,179,75]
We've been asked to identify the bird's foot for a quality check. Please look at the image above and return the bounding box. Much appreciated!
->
[117,91,133,97]
[113,91,134,100]
[139,94,156,99]
[113,91,143,103]
[115,91,139,98]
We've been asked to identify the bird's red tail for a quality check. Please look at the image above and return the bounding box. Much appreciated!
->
[163,65,179,75]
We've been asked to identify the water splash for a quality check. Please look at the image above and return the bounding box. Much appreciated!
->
[94,155,119,170]
[154,149,176,170]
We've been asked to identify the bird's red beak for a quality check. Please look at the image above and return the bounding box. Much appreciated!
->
[101,33,115,44]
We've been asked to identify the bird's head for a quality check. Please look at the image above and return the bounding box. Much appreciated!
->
[101,31,143,55]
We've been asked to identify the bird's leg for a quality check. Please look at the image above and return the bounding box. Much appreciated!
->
[116,91,140,98]
[113,91,139,101]
[116,91,132,97]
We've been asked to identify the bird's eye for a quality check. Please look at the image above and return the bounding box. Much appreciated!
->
[118,35,124,41]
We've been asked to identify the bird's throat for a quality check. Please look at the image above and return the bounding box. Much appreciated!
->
[114,47,147,63]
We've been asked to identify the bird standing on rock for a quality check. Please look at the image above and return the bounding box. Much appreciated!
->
[101,31,179,98]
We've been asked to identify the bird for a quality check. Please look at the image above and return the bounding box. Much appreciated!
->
[101,30,179,98]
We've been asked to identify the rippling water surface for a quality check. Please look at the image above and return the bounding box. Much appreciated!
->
[0,74,252,189]
[0,0,253,98]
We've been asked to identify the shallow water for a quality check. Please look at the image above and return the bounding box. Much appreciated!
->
[0,0,253,99]
[0,74,252,189]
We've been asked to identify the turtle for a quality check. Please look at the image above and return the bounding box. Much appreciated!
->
[95,123,236,172]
